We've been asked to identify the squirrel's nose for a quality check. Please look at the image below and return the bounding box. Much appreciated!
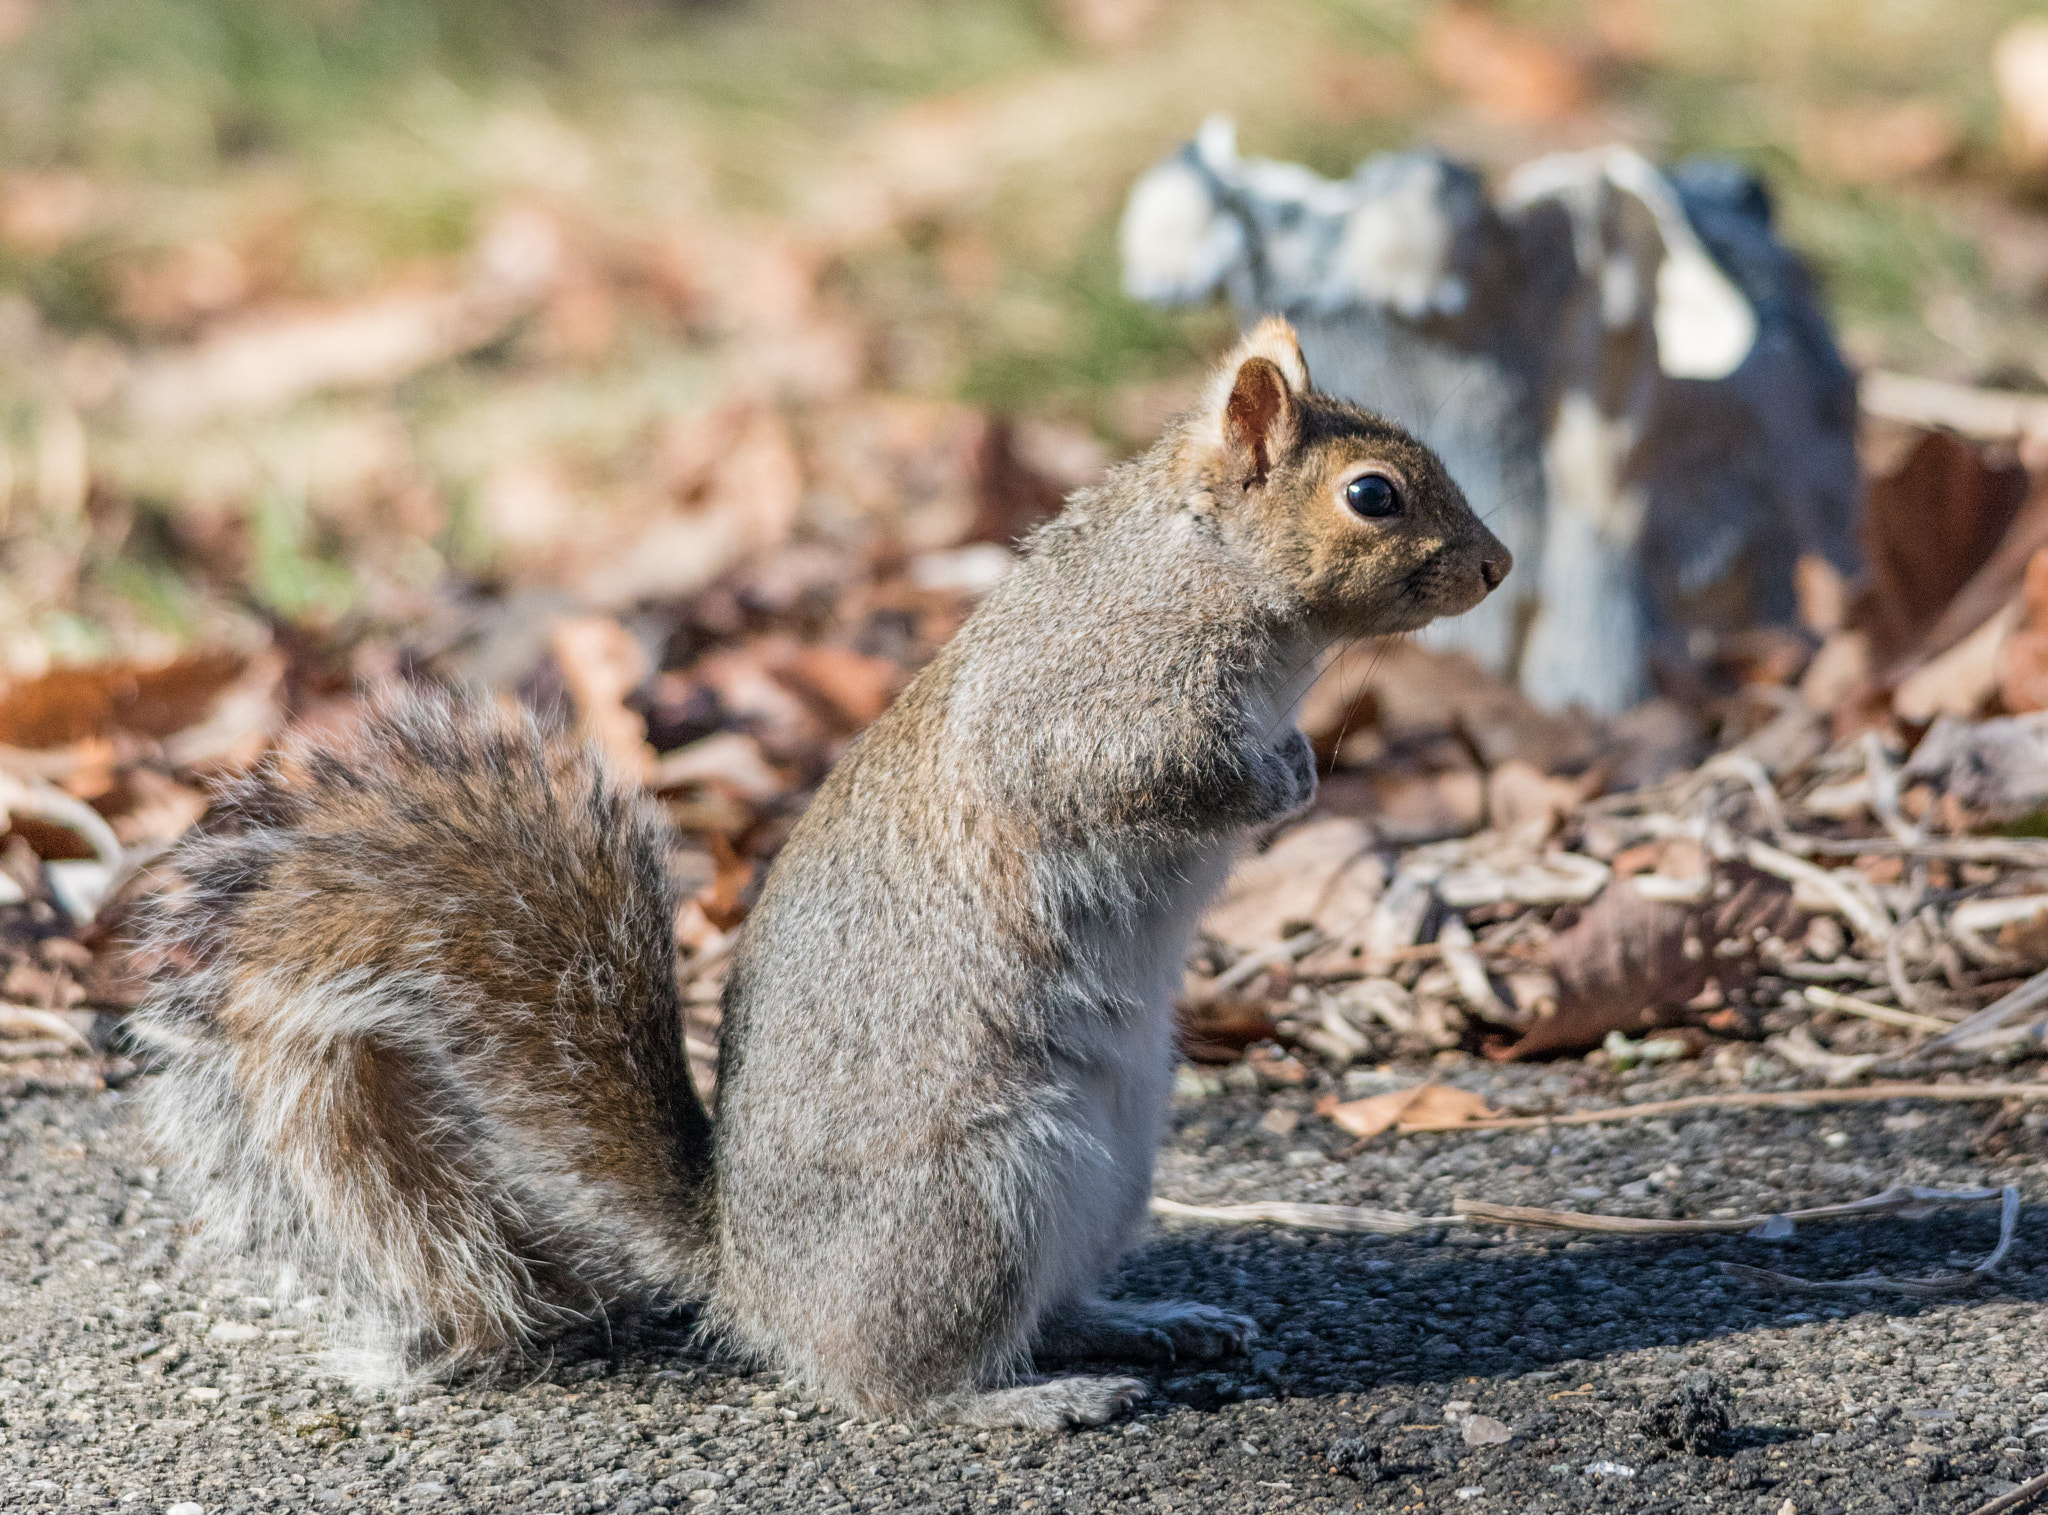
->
[1479,557,1509,591]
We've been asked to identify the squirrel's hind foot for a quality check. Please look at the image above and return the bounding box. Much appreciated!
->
[1035,1298,1256,1367]
[938,1375,1148,1430]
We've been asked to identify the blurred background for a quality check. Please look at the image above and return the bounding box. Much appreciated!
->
[7,0,2048,1085]
[0,0,2043,676]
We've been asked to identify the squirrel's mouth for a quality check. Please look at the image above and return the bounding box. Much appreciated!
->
[1396,548,1498,622]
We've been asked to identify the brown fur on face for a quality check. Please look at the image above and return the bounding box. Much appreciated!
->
[1183,316,1511,637]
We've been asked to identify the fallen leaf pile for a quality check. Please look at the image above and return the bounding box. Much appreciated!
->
[2,395,2047,1114]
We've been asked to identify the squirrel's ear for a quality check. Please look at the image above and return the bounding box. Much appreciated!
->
[1203,317,1308,486]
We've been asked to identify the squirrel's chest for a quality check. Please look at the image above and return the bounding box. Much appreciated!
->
[1027,836,1234,1288]
[1038,834,1235,1111]
[1053,835,1233,1019]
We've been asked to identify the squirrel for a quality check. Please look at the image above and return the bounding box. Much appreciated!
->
[133,318,1508,1429]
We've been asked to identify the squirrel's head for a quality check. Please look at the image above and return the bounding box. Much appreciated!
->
[1180,316,1510,637]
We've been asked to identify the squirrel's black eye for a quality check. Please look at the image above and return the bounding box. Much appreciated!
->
[1344,473,1401,520]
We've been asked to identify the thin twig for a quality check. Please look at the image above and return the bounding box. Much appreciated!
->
[1860,369,2048,441]
[1150,1196,1454,1235]
[1802,984,1955,1035]
[1718,1185,2018,1297]
[1718,1262,1976,1298]
[1883,911,1940,1015]
[1961,1466,2048,1515]
[1154,1182,2012,1247]
[1211,929,1328,993]
[681,929,739,981]
[0,771,122,868]
[1733,837,1892,942]
[1459,1183,2007,1236]
[1860,732,1920,848]
[0,1005,93,1051]
[1782,834,2048,866]
[1778,959,1884,984]
[1917,969,2048,1056]
[1396,1082,2048,1133]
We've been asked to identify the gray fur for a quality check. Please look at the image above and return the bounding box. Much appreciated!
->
[133,320,1505,1426]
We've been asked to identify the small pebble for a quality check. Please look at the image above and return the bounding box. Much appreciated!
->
[1462,1414,1512,1447]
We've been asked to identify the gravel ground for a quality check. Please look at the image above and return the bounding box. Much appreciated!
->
[4,1065,2047,1515]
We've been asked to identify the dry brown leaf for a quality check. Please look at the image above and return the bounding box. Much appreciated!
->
[1485,759,1589,837]
[1318,1084,1425,1140]
[0,651,251,751]
[803,395,987,553]
[1418,2,1587,124]
[1858,431,2030,667]
[1203,817,1383,952]
[695,833,759,933]
[0,171,93,254]
[966,416,1069,547]
[1177,997,1279,1064]
[1499,868,1795,1061]
[125,206,562,425]
[105,768,210,848]
[1908,469,2048,672]
[1799,628,1875,715]
[646,731,783,804]
[550,616,654,779]
[1795,99,1958,184]
[2002,547,2048,714]
[646,229,865,401]
[579,405,803,607]
[1892,599,2016,725]
[1317,1081,1498,1140]
[690,644,829,762]
[161,651,284,773]
[767,643,903,731]
[1320,765,1485,845]
[1305,642,1604,776]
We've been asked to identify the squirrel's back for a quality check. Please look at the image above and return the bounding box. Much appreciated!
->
[134,692,715,1375]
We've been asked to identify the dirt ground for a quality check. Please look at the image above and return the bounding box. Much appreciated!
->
[3,1065,2043,1515]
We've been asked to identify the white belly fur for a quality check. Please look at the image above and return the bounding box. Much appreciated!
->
[1023,835,1237,1320]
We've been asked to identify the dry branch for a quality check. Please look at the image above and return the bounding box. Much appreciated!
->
[1155,1183,2018,1299]
[1718,1185,2018,1296]
[1396,1082,2048,1133]
[1801,984,1955,1034]
[1962,1466,2048,1515]
[1860,370,2048,441]
[0,1006,92,1051]
[1150,1196,1455,1235]
[1920,969,2048,1055]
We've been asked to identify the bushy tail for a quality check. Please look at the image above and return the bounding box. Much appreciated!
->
[132,690,716,1377]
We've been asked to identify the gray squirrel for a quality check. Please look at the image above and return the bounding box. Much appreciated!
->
[133,320,1507,1428]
